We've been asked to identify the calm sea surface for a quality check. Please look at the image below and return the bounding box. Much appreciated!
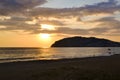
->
[0,47,120,63]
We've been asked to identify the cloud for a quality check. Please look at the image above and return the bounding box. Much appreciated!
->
[88,17,120,36]
[0,0,119,16]
[0,0,120,37]
[29,27,89,35]
[0,0,47,15]
[38,19,65,26]
[28,16,120,36]
[92,17,120,29]
[30,0,120,17]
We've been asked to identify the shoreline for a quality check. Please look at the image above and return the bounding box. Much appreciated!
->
[0,54,120,80]
[0,53,116,64]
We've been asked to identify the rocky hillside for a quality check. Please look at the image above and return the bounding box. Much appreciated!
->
[51,36,120,47]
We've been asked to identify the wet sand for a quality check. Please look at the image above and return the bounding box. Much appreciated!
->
[0,54,120,80]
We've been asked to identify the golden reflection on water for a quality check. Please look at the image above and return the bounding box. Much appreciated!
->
[0,47,120,63]
[34,48,59,60]
[33,47,118,60]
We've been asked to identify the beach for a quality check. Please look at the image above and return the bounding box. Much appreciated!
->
[0,54,120,80]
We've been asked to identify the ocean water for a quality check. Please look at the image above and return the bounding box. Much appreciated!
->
[0,47,120,63]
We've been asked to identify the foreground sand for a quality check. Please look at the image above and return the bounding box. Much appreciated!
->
[0,54,120,80]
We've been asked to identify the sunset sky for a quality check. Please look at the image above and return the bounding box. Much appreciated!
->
[0,0,120,48]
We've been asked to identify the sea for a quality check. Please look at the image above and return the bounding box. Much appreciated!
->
[0,47,120,63]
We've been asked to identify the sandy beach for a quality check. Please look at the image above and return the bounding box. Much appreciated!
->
[0,54,120,80]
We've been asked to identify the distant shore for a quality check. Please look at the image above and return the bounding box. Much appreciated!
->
[0,54,120,80]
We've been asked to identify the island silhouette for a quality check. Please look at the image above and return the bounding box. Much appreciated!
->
[51,36,120,47]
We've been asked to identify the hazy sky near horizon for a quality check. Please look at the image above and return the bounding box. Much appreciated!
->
[0,0,120,47]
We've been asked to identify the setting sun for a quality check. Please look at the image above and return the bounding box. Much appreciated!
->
[39,33,51,39]
[41,24,55,30]
[38,33,53,48]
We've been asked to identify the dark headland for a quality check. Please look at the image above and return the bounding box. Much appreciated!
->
[51,36,120,47]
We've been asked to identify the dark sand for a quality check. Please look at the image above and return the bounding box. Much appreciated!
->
[0,54,120,80]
